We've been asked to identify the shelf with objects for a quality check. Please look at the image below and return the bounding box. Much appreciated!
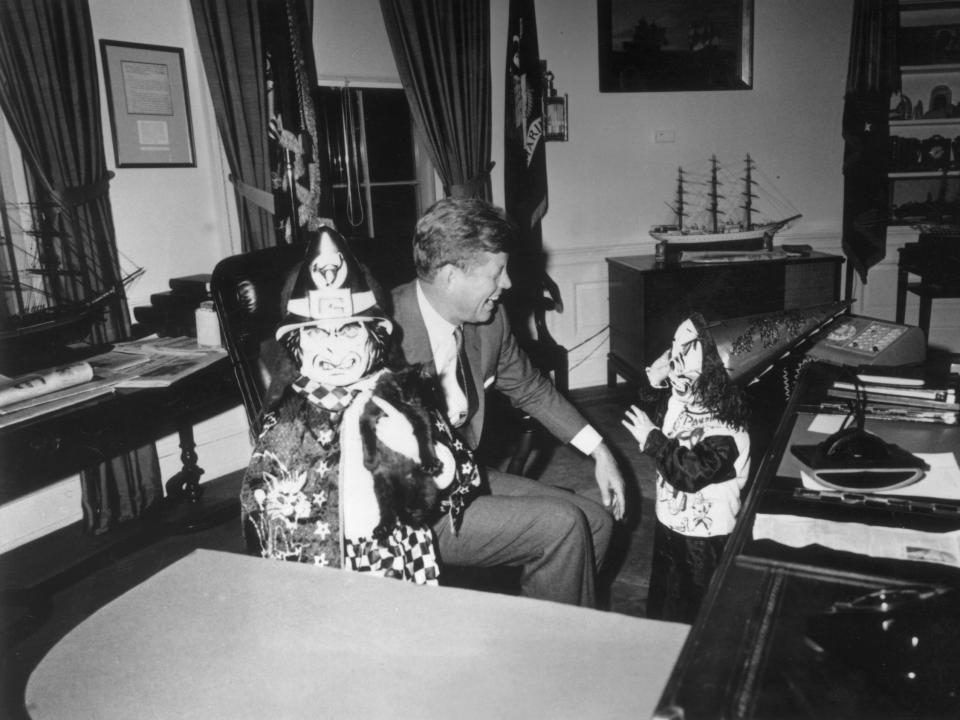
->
[888,2,960,225]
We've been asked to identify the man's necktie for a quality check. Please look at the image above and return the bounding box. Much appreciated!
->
[453,326,478,427]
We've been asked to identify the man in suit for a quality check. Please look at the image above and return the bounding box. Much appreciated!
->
[391,197,626,607]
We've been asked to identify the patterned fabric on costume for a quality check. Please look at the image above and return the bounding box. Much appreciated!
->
[653,397,750,538]
[241,373,451,585]
[432,411,484,534]
[644,394,750,622]
[242,391,343,566]
[345,524,440,585]
[292,376,363,423]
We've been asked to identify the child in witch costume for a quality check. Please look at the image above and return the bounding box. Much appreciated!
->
[623,303,849,621]
[240,226,483,584]
[623,313,751,622]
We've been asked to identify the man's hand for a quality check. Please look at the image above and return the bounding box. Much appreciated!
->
[622,405,657,450]
[591,442,625,521]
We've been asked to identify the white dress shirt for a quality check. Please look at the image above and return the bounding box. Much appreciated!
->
[416,282,467,425]
[415,281,601,455]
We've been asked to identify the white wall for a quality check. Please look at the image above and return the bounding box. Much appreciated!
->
[492,0,958,385]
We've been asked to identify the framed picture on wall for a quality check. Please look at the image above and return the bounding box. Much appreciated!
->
[598,0,753,92]
[100,40,196,167]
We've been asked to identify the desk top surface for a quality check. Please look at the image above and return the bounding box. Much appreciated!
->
[26,550,689,720]
[655,361,960,719]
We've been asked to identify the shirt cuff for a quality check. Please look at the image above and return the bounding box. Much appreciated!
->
[570,425,602,456]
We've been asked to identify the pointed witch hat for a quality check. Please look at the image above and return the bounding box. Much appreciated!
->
[693,300,852,385]
[276,225,393,340]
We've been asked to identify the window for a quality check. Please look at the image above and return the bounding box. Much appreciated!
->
[317,86,434,287]
[0,114,40,325]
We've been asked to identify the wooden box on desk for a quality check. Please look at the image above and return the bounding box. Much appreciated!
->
[605,252,843,386]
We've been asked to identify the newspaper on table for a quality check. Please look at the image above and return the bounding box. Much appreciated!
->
[753,514,960,568]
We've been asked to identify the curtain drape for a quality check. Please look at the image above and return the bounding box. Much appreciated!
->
[0,0,162,533]
[379,0,493,200]
[190,0,275,252]
[842,0,900,285]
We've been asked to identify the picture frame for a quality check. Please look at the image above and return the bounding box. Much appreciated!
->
[99,40,196,168]
[598,0,753,93]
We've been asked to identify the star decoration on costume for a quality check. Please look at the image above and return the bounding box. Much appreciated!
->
[864,121,872,132]
[312,489,328,509]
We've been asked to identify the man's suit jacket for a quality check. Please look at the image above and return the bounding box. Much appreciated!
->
[391,280,588,451]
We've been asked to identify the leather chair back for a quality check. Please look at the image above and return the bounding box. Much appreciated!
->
[210,242,306,438]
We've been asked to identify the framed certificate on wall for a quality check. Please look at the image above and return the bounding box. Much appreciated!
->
[100,40,196,168]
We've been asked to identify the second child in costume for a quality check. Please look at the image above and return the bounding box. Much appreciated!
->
[240,227,482,584]
[623,303,848,622]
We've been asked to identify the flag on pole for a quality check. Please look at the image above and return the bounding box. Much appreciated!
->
[504,0,547,247]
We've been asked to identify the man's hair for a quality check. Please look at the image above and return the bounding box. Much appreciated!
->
[413,197,516,280]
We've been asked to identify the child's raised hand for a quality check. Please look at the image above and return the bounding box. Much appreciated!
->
[622,405,657,449]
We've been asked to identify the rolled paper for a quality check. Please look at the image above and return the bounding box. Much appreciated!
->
[0,361,94,408]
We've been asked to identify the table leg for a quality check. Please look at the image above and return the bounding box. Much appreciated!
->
[164,425,205,504]
[918,296,932,341]
[895,267,908,324]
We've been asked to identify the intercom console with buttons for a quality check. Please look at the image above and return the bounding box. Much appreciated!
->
[807,315,926,367]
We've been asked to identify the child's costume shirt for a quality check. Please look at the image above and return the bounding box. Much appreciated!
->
[647,394,750,537]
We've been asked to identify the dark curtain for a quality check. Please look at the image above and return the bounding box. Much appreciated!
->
[379,0,493,200]
[842,0,900,285]
[0,0,130,340]
[190,0,275,252]
[0,0,161,533]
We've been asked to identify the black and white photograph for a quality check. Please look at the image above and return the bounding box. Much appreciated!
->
[1,1,959,719]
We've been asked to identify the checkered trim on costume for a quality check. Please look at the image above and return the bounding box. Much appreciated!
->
[292,376,363,418]
[344,524,440,585]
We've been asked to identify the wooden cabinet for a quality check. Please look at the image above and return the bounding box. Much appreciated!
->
[605,253,843,386]
[888,1,960,224]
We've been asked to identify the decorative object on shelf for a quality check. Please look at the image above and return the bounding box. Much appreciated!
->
[99,40,196,168]
[927,84,953,118]
[920,134,951,170]
[648,154,802,258]
[541,63,568,141]
[598,0,753,92]
[915,99,925,118]
[890,92,913,120]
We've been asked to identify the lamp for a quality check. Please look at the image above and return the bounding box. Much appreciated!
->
[542,64,568,142]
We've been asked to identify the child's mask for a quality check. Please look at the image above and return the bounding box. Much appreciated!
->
[298,319,387,387]
[667,318,704,405]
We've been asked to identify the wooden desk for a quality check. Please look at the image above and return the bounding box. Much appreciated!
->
[0,353,239,511]
[25,550,689,720]
[654,362,960,719]
[606,253,843,386]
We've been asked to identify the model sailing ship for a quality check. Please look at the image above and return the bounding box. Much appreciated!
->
[0,200,142,353]
[650,155,802,255]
